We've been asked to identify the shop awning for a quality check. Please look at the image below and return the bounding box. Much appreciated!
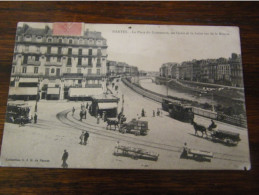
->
[19,78,39,83]
[9,87,38,96]
[98,102,118,110]
[69,87,103,97]
[47,88,60,95]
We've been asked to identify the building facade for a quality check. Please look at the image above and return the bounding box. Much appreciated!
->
[106,60,139,76]
[10,23,108,100]
[159,53,243,87]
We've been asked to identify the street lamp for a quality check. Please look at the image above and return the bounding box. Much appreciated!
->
[166,80,169,97]
[35,81,40,113]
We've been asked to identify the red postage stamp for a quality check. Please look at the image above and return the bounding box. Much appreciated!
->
[53,22,83,36]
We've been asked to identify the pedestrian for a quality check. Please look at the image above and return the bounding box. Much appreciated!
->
[153,110,155,117]
[180,143,188,159]
[83,131,89,145]
[157,109,160,116]
[79,131,85,144]
[34,113,37,124]
[72,107,75,116]
[79,111,82,121]
[141,108,145,117]
[86,102,89,109]
[61,150,69,168]
[97,114,100,124]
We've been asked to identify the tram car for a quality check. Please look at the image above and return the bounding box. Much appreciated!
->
[162,98,194,123]
[6,102,32,124]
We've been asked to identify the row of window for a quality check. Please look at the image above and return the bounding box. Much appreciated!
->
[20,35,105,45]
[21,55,102,66]
[13,66,101,75]
[12,66,39,74]
[21,46,101,56]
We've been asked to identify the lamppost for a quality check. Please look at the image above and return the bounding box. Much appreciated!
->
[166,81,168,97]
[35,81,40,113]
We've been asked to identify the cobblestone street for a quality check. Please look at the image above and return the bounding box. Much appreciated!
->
[0,80,250,170]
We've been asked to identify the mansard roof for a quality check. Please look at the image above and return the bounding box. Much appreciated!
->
[17,24,106,40]
[24,28,51,36]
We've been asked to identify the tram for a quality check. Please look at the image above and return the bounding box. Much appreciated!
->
[6,102,32,124]
[162,99,194,123]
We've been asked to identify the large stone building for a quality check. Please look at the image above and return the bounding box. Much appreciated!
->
[159,53,244,87]
[229,53,243,87]
[10,23,108,100]
[106,60,139,76]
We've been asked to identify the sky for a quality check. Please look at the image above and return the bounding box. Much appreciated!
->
[18,22,241,71]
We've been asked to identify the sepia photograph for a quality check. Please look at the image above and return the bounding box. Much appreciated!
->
[0,22,250,170]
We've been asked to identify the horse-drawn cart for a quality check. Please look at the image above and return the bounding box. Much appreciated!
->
[114,143,159,161]
[119,119,149,136]
[210,129,241,145]
[191,120,241,146]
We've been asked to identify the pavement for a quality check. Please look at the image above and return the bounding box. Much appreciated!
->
[0,80,251,170]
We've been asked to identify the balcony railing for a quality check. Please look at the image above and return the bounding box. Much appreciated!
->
[44,61,63,66]
[85,84,102,88]
[12,73,44,77]
[27,60,41,66]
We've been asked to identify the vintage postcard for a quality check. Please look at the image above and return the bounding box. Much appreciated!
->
[0,22,250,170]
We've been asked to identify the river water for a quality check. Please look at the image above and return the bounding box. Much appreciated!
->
[139,79,217,104]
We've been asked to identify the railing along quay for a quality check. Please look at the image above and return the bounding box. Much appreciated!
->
[121,78,247,128]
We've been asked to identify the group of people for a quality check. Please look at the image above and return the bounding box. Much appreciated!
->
[153,109,162,117]
[140,108,163,118]
[19,113,37,127]
[79,131,89,145]
[72,102,90,122]
[61,130,90,168]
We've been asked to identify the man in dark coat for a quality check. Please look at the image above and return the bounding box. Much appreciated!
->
[72,107,75,116]
[61,150,69,168]
[84,131,89,145]
[79,111,83,121]
[34,113,38,124]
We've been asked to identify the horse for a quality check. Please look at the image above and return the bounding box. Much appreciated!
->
[191,120,207,137]
[106,118,119,130]
[208,120,217,131]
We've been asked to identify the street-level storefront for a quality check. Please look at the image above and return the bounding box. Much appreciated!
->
[90,94,119,118]
[68,87,103,101]
[8,87,38,100]
[46,87,60,100]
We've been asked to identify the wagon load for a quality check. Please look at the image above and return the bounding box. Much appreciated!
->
[114,143,159,161]
[180,146,213,162]
[119,119,149,136]
[211,129,241,145]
